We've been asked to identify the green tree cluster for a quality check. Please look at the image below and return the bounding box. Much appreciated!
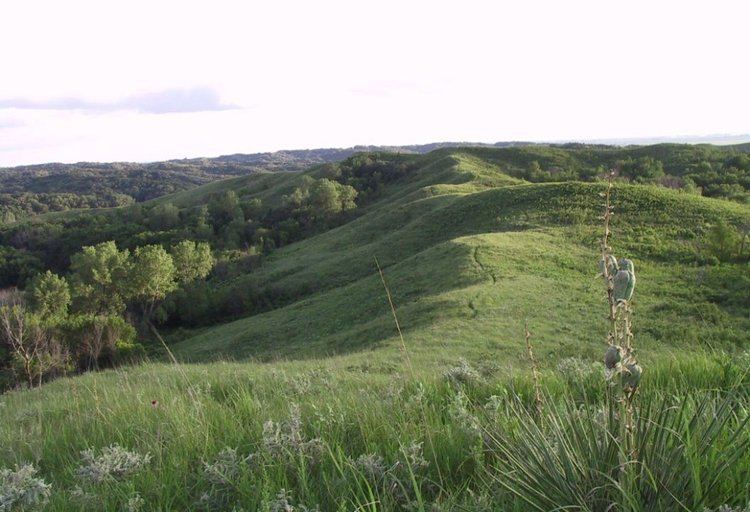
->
[705,221,746,263]
[617,157,665,182]
[283,177,358,222]
[0,239,214,389]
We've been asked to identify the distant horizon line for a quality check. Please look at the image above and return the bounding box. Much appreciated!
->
[3,133,749,169]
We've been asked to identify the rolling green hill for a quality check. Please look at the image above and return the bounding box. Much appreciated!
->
[165,149,749,370]
[2,140,749,228]
[2,146,748,368]
[2,146,750,510]
[0,142,531,223]
[727,142,750,153]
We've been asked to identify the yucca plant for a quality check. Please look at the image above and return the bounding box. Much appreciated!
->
[483,390,750,511]
[598,170,641,497]
[483,175,750,511]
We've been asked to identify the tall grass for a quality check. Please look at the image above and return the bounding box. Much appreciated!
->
[0,354,748,510]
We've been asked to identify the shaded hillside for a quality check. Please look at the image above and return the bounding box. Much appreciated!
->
[728,142,750,152]
[165,152,749,367]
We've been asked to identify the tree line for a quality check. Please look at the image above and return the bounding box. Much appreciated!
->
[516,153,750,202]
[0,240,213,390]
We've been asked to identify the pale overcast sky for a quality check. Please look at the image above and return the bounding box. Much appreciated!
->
[1,0,749,166]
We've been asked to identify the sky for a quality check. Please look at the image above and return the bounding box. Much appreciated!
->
[1,0,749,166]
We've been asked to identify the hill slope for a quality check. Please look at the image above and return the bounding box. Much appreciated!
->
[1,145,748,369]
[166,149,750,370]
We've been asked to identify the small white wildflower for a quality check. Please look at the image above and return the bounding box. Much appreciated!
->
[443,359,481,386]
[385,442,431,507]
[287,404,304,446]
[69,486,86,499]
[267,489,319,512]
[76,444,151,483]
[402,441,429,472]
[262,419,282,452]
[483,394,506,414]
[556,357,601,381]
[732,351,750,371]
[447,391,481,436]
[126,492,145,512]
[270,489,295,512]
[307,368,333,389]
[262,405,324,462]
[203,448,253,486]
[69,484,97,505]
[0,463,51,512]
[384,383,405,405]
[289,375,312,395]
[311,403,344,428]
[353,453,387,482]
[407,383,425,407]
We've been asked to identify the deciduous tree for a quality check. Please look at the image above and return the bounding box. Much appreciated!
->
[70,241,132,314]
[170,240,214,283]
[0,305,67,387]
[27,271,70,320]
[128,245,177,320]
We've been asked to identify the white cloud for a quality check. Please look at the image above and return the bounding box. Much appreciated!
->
[0,117,25,129]
[0,87,239,114]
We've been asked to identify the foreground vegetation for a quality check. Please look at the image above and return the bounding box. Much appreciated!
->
[1,353,749,510]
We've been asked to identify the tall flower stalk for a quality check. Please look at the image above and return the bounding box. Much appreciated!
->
[524,320,543,418]
[598,170,641,494]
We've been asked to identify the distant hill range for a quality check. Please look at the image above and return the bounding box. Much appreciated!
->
[1,138,749,222]
[199,141,535,165]
[151,136,750,166]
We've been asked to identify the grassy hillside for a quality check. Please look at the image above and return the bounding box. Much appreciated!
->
[727,142,750,153]
[168,151,749,370]
[1,146,748,365]
[1,146,750,510]
[0,147,382,223]
[3,140,749,227]
[2,354,749,511]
